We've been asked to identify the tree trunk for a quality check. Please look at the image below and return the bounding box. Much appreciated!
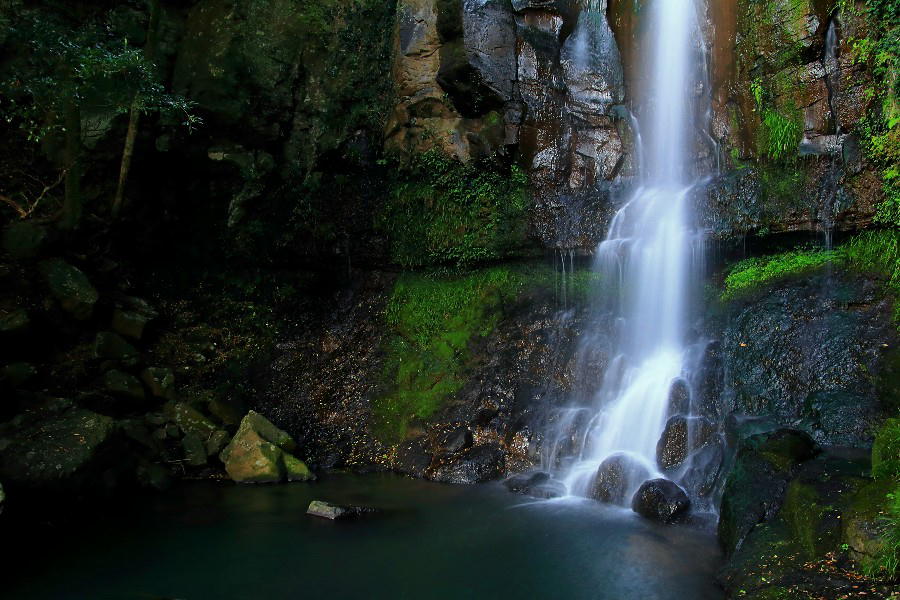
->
[60,100,83,230]
[112,0,161,218]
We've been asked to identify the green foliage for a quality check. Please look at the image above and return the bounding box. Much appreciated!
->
[722,230,900,303]
[759,107,803,161]
[863,487,900,581]
[846,0,900,225]
[377,150,530,267]
[721,248,839,300]
[872,418,900,480]
[0,11,197,144]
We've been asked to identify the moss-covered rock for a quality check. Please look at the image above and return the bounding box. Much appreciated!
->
[39,259,99,320]
[219,411,311,484]
[718,429,818,554]
[0,308,30,336]
[164,401,218,439]
[0,407,116,487]
[94,332,139,362]
[140,367,176,401]
[102,370,145,401]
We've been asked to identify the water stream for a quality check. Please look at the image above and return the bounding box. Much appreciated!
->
[546,0,710,504]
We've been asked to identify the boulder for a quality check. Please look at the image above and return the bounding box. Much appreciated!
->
[40,259,99,320]
[436,426,473,455]
[164,401,218,439]
[631,479,691,524]
[111,297,158,340]
[307,500,379,520]
[667,378,690,417]
[94,332,139,361]
[205,429,230,457]
[0,407,116,488]
[220,427,285,483]
[429,443,506,484]
[504,471,550,493]
[2,221,47,259]
[590,453,650,505]
[219,411,312,484]
[395,436,433,478]
[656,416,718,471]
[140,367,176,401]
[283,454,315,482]
[718,429,818,554]
[0,309,30,336]
[182,433,207,467]
[102,370,145,401]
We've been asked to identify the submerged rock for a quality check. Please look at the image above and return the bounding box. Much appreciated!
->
[631,479,690,524]
[307,500,379,520]
[219,411,314,484]
[504,471,565,498]
[590,453,650,505]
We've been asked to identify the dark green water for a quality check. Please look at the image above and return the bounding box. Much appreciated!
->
[9,474,723,599]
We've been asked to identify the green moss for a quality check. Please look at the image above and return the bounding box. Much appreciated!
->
[722,248,840,300]
[873,418,900,480]
[722,229,900,303]
[863,484,900,581]
[373,264,600,441]
[377,150,530,267]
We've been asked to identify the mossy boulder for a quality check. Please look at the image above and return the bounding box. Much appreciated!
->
[182,433,208,467]
[842,478,895,564]
[718,428,818,553]
[0,308,30,336]
[39,259,99,320]
[140,367,176,401]
[102,370,145,401]
[94,332,139,361]
[219,411,312,484]
[0,407,116,488]
[163,401,218,439]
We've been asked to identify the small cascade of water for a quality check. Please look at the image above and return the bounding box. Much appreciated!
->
[543,0,713,508]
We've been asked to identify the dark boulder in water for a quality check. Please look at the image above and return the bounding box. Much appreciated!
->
[430,443,506,484]
[656,415,718,471]
[590,453,650,505]
[631,479,690,524]
[504,471,566,499]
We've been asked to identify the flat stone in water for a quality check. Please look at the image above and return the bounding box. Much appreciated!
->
[307,500,379,520]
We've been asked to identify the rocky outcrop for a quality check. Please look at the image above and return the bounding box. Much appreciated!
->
[702,0,881,237]
[717,271,899,446]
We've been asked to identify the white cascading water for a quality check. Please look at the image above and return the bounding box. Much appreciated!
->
[550,0,708,500]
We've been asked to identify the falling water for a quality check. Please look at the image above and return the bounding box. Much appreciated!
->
[546,0,709,502]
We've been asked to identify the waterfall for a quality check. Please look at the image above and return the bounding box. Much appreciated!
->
[545,0,709,504]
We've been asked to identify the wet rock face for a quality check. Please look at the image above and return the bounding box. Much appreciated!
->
[703,0,881,237]
[387,0,631,249]
[590,453,650,505]
[631,479,691,524]
[719,271,899,447]
[430,443,507,484]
